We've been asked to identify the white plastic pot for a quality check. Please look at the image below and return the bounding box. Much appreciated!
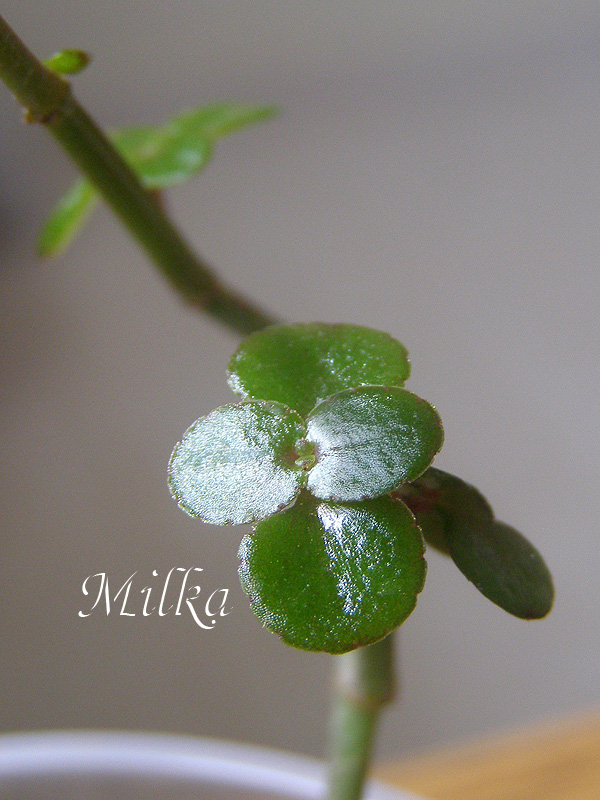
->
[0,731,425,800]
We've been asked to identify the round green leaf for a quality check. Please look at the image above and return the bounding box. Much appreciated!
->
[306,386,443,502]
[228,323,411,417]
[239,493,425,653]
[446,518,554,619]
[168,401,307,525]
[415,467,494,521]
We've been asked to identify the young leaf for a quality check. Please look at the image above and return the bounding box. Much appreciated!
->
[168,401,307,525]
[111,124,213,189]
[37,179,98,257]
[446,518,554,619]
[228,323,411,416]
[415,467,494,521]
[397,467,493,554]
[239,493,425,654]
[306,386,443,501]
[396,468,554,618]
[173,103,278,139]
[39,103,275,256]
[44,49,91,75]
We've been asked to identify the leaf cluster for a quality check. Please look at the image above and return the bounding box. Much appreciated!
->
[169,324,553,654]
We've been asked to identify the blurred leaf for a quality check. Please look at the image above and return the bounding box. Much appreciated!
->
[447,518,554,619]
[37,179,98,257]
[39,103,275,256]
[168,401,307,525]
[111,124,213,189]
[239,493,425,653]
[228,323,411,416]
[306,386,443,501]
[44,49,91,75]
[174,103,277,139]
[396,468,554,618]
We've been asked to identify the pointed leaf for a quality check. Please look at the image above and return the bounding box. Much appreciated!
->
[306,386,443,502]
[174,103,278,139]
[228,323,411,416]
[168,401,307,525]
[113,103,275,189]
[44,49,91,75]
[239,493,425,653]
[37,179,99,257]
[39,103,275,255]
[446,518,554,619]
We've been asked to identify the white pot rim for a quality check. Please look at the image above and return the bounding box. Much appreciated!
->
[0,730,424,800]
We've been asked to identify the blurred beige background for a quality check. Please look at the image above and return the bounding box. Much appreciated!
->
[1,2,599,760]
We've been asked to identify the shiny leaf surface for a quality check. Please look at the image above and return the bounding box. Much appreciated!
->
[228,323,411,416]
[306,387,443,501]
[168,401,307,525]
[239,493,425,653]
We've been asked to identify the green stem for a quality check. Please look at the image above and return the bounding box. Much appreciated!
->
[2,14,395,800]
[0,13,275,336]
[327,635,395,800]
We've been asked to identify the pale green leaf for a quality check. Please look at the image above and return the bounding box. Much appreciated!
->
[168,401,307,525]
[44,49,91,75]
[39,103,275,256]
[37,179,98,257]
[306,386,443,501]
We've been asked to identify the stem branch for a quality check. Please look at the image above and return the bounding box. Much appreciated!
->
[0,13,275,336]
[327,635,396,800]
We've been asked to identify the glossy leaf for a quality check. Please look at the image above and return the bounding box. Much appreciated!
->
[39,103,275,256]
[446,518,554,619]
[44,49,91,75]
[239,493,425,653]
[168,401,307,525]
[37,179,98,257]
[396,468,553,618]
[228,323,411,417]
[306,386,443,501]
